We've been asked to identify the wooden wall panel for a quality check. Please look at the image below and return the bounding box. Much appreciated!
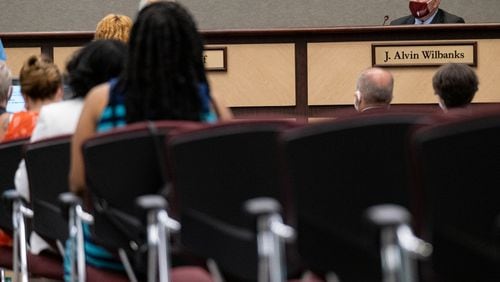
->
[207,44,295,107]
[4,48,41,77]
[53,47,81,74]
[308,39,500,105]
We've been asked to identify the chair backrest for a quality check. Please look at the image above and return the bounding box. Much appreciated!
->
[82,120,203,252]
[24,134,72,243]
[167,120,300,281]
[412,112,500,281]
[282,113,430,281]
[0,138,29,231]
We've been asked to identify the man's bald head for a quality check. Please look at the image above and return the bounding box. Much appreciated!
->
[356,67,394,107]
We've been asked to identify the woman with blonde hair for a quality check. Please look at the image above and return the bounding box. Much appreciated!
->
[95,14,132,42]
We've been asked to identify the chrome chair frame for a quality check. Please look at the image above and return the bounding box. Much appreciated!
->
[245,197,295,282]
[367,204,432,282]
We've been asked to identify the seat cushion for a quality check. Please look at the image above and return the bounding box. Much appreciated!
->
[171,266,213,282]
[28,252,64,280]
[0,246,13,268]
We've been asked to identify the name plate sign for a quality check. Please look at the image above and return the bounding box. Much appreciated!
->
[203,47,227,72]
[372,42,477,67]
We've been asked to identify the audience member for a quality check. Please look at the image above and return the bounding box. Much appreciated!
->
[68,1,231,275]
[0,39,6,61]
[432,63,478,111]
[390,0,464,25]
[0,55,62,142]
[94,14,132,42]
[354,67,394,112]
[0,62,12,247]
[11,40,127,256]
[0,62,12,140]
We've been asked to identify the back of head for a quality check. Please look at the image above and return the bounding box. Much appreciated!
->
[356,67,394,105]
[433,63,478,109]
[124,1,206,122]
[20,55,62,101]
[95,14,133,43]
[66,40,127,99]
[0,62,12,104]
[138,0,176,11]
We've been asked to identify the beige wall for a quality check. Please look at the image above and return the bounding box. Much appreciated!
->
[4,48,41,77]
[207,44,295,107]
[5,38,500,108]
[308,39,500,105]
[4,47,80,78]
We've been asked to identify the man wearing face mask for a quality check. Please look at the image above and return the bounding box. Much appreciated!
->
[354,67,394,113]
[390,0,464,25]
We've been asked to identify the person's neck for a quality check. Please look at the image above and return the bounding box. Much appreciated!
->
[360,103,389,112]
[25,98,55,112]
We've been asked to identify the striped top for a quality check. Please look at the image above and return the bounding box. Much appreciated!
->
[97,78,216,132]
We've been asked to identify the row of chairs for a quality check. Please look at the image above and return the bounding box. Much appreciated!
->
[1,110,500,281]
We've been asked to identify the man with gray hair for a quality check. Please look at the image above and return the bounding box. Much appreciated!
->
[354,67,394,112]
[0,62,12,139]
[0,62,12,114]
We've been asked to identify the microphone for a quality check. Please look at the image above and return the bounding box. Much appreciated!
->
[382,15,390,26]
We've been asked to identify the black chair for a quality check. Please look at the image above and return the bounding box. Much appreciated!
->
[411,112,500,282]
[0,138,29,231]
[23,135,133,282]
[167,120,300,282]
[0,138,29,278]
[25,135,72,249]
[82,120,204,281]
[282,113,431,282]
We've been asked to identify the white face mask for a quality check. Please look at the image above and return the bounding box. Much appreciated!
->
[354,90,361,111]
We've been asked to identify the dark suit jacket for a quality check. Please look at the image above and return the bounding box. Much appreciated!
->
[390,9,465,25]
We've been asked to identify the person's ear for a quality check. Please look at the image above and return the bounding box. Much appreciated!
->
[7,85,12,101]
[354,90,362,111]
[55,86,64,101]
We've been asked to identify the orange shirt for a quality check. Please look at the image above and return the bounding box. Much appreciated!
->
[3,111,39,142]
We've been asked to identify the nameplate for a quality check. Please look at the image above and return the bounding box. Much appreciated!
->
[203,47,227,72]
[372,42,477,67]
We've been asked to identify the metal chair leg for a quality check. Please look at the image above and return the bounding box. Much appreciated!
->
[59,192,94,282]
[4,190,32,282]
[367,204,432,282]
[245,197,295,282]
[137,195,180,282]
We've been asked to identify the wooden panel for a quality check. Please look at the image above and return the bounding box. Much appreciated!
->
[207,44,295,107]
[53,47,81,74]
[4,48,41,77]
[309,39,500,105]
[473,39,500,103]
[308,42,369,105]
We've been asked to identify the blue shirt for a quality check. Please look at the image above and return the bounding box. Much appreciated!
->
[0,39,6,61]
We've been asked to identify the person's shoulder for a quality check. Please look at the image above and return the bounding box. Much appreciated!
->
[390,15,413,25]
[436,9,465,23]
[84,83,111,107]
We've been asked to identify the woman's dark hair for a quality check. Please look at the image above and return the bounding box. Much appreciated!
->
[122,1,207,123]
[66,39,127,98]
